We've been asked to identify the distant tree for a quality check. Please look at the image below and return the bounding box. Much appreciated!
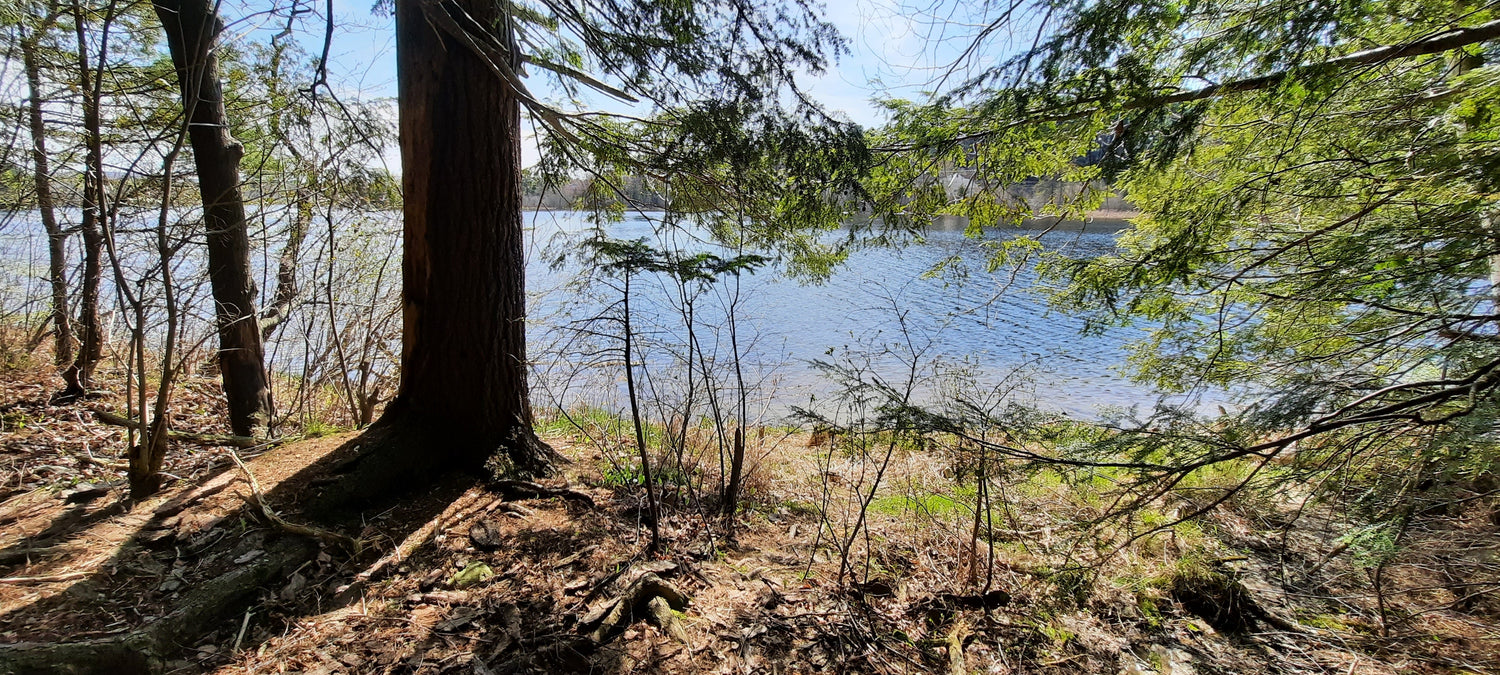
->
[151,0,273,437]
[13,0,71,368]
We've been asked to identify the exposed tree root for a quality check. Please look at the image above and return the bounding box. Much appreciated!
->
[485,425,571,480]
[489,479,595,508]
[580,572,691,645]
[333,488,497,606]
[0,537,315,674]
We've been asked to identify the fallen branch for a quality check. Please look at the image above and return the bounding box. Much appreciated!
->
[945,618,971,675]
[93,410,268,449]
[225,447,362,554]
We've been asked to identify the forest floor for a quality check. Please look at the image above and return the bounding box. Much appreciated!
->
[0,355,1497,674]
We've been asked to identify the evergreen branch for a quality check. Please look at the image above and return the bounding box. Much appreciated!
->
[882,19,1500,151]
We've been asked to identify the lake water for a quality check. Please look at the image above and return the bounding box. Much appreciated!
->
[0,207,1219,421]
[524,211,1218,420]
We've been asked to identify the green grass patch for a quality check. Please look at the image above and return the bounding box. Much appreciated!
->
[871,492,960,518]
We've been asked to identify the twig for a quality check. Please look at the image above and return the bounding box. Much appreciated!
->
[232,609,252,652]
[224,447,361,554]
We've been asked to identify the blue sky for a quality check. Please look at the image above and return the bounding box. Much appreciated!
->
[242,0,1007,167]
[300,0,939,125]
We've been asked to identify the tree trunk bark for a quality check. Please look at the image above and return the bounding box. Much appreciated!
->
[152,0,273,437]
[382,0,557,476]
[59,0,104,400]
[20,25,73,369]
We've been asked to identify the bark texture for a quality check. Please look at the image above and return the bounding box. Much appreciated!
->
[152,0,273,436]
[386,0,555,475]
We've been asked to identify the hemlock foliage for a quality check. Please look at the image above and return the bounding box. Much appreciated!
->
[874,1,1500,530]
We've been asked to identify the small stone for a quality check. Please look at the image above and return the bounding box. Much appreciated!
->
[469,520,505,550]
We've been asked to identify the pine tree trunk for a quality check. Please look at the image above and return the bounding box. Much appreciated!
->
[381,0,557,476]
[152,0,273,436]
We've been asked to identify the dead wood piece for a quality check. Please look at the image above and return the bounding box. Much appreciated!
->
[417,590,470,604]
[94,409,268,449]
[647,595,690,644]
[944,618,971,675]
[489,479,595,508]
[603,560,678,596]
[580,572,690,644]
[500,503,535,518]
[577,558,678,608]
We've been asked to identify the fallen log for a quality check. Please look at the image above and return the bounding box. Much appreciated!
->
[92,410,270,449]
[0,537,316,674]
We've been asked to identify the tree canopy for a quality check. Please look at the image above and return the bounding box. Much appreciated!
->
[869,0,1500,530]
